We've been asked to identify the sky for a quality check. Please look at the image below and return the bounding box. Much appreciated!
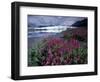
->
[28,15,86,27]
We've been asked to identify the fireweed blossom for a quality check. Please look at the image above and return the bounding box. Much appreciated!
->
[67,38,80,49]
[41,37,81,65]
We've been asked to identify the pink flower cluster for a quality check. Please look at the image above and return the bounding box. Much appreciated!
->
[42,37,80,65]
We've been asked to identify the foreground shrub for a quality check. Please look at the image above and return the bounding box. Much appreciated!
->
[29,37,87,66]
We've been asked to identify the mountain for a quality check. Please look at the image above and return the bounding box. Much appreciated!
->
[72,19,87,27]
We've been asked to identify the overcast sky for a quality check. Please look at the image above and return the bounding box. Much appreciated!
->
[28,15,86,27]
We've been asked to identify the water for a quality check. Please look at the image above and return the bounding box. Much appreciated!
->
[28,26,69,38]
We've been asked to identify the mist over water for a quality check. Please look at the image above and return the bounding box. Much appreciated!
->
[28,25,73,38]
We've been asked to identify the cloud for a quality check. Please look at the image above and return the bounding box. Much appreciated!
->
[28,15,86,27]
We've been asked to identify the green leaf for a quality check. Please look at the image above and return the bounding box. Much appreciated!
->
[31,62,39,66]
[72,49,78,56]
[32,57,39,62]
